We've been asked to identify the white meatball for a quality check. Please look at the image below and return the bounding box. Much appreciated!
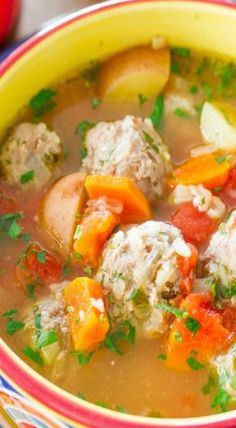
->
[96,221,192,338]
[203,210,236,286]
[82,115,172,201]
[0,122,62,187]
[212,344,236,398]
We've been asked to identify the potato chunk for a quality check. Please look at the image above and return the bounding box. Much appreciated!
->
[39,172,86,254]
[98,46,170,101]
[200,101,236,150]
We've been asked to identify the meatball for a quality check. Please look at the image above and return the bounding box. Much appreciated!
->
[0,122,62,187]
[95,221,192,337]
[212,344,236,399]
[171,184,226,219]
[82,115,172,201]
[203,210,236,286]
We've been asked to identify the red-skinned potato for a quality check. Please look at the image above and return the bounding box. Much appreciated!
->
[98,45,170,101]
[39,172,87,255]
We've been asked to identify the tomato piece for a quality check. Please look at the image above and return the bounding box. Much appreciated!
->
[225,167,236,189]
[15,243,62,287]
[0,190,16,215]
[171,202,216,245]
[166,293,235,371]
[177,244,198,295]
[222,306,236,333]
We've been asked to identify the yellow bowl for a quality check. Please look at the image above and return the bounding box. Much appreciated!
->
[1,1,236,427]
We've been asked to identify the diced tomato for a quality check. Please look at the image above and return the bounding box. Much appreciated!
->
[225,167,236,189]
[177,244,198,295]
[0,190,16,215]
[171,202,216,245]
[222,306,236,333]
[165,293,235,371]
[15,243,62,287]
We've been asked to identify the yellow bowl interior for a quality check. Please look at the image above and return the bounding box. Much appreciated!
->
[1,0,236,139]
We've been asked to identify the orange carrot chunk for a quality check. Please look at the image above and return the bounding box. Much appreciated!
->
[63,277,109,351]
[73,198,121,267]
[84,175,152,224]
[165,293,235,371]
[172,154,230,189]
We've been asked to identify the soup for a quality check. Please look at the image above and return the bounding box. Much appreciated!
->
[1,40,236,419]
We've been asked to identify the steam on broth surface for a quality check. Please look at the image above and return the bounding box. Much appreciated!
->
[1,43,236,418]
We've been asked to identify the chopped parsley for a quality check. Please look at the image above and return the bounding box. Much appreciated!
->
[23,346,44,367]
[172,47,190,58]
[155,302,187,319]
[6,318,24,336]
[75,120,95,141]
[213,186,222,193]
[105,320,135,355]
[174,331,182,342]
[185,317,200,335]
[150,95,164,130]
[138,93,148,105]
[83,265,95,277]
[80,147,88,160]
[95,401,108,408]
[91,97,101,109]
[201,81,213,101]
[0,212,23,239]
[2,308,18,318]
[20,170,35,185]
[30,89,57,117]
[143,130,160,154]
[171,62,180,75]
[62,257,71,277]
[189,85,199,94]
[36,251,46,265]
[73,350,94,365]
[215,155,226,164]
[78,391,86,400]
[174,108,192,120]
[186,356,204,371]
[26,283,37,299]
[211,388,230,413]
[80,61,101,84]
[201,374,216,395]
[73,251,83,261]
[36,330,58,349]
[34,312,42,331]
[157,354,167,361]
[110,272,126,283]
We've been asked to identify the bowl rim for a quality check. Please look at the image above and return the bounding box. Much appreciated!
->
[1,1,236,427]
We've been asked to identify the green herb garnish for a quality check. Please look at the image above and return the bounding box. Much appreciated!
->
[20,170,35,185]
[186,356,204,371]
[172,47,190,57]
[83,265,95,277]
[73,350,94,365]
[211,388,230,412]
[155,302,187,319]
[75,120,95,142]
[201,81,213,101]
[36,330,58,349]
[150,95,164,130]
[190,85,199,94]
[105,320,135,355]
[157,354,167,361]
[91,97,101,109]
[30,89,57,117]
[174,331,182,342]
[26,283,36,299]
[174,108,192,120]
[215,156,226,164]
[143,130,160,154]
[23,346,44,366]
[6,318,25,336]
[36,251,46,265]
[171,62,180,74]
[201,374,216,395]
[138,94,148,105]
[78,391,86,400]
[2,308,18,318]
[80,61,101,84]
[0,212,23,240]
[185,317,200,335]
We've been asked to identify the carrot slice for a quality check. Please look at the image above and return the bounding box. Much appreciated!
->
[172,154,230,189]
[85,175,152,223]
[73,207,119,267]
[63,277,109,351]
[165,293,235,371]
[177,244,198,295]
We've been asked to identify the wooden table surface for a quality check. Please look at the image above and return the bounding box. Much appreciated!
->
[14,0,103,41]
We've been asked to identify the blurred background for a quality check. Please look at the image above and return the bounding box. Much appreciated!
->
[0,0,103,52]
